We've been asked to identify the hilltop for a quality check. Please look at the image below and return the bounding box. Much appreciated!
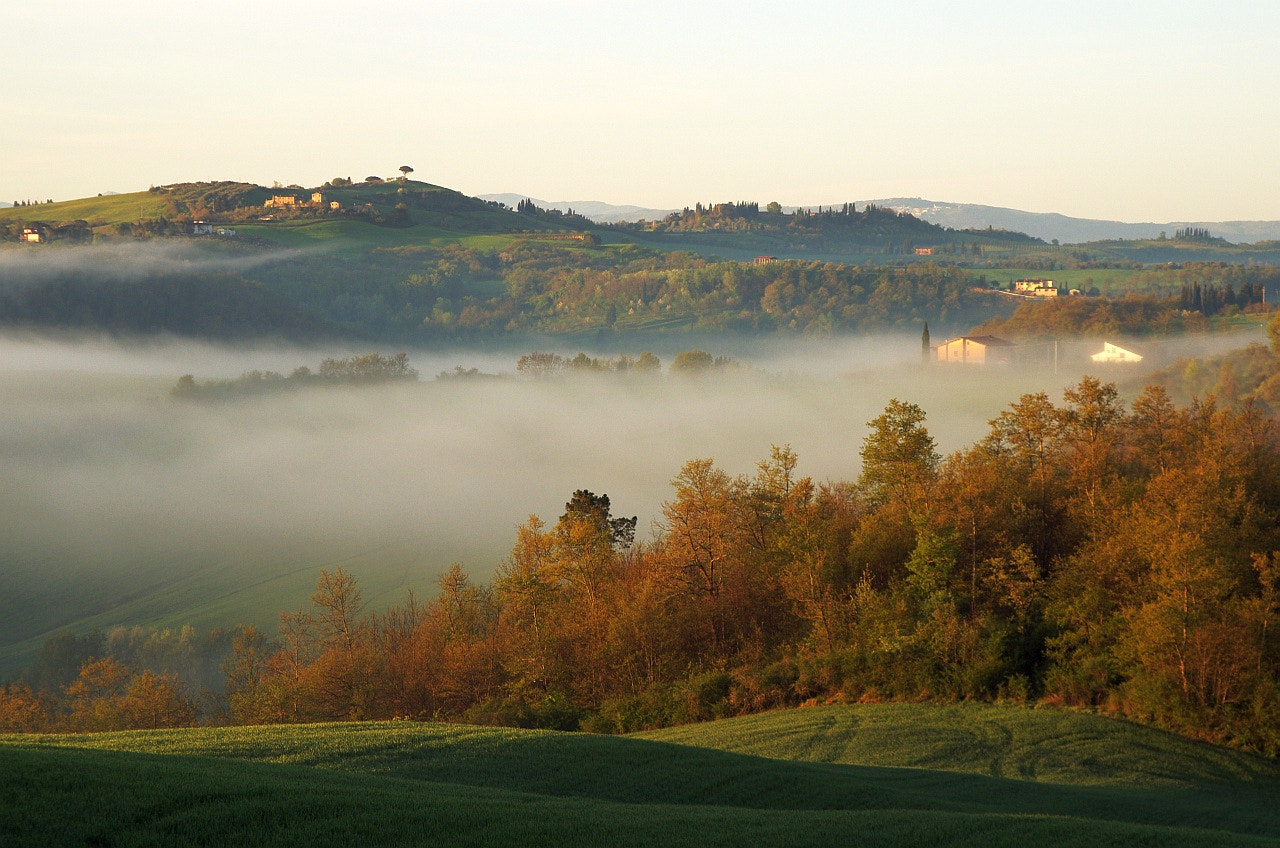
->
[0,178,1003,259]
[0,178,538,239]
[480,192,1280,246]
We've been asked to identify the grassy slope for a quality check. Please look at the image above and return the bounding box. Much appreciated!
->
[0,534,436,676]
[0,190,171,227]
[639,702,1277,787]
[232,217,520,253]
[4,705,1279,847]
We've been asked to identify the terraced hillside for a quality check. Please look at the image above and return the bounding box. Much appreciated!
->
[4,704,1278,847]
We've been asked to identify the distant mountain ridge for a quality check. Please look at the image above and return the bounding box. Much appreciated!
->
[478,193,675,224]
[866,198,1280,246]
[484,192,1280,245]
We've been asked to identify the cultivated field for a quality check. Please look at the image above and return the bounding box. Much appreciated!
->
[4,703,1277,847]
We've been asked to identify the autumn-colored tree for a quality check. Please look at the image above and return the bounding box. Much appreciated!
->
[494,516,563,698]
[776,478,860,651]
[653,458,748,656]
[300,568,389,720]
[1128,384,1187,477]
[0,682,51,732]
[65,656,132,731]
[120,670,198,729]
[1059,377,1126,514]
[1119,463,1259,709]
[223,624,272,724]
[264,609,317,722]
[858,399,938,512]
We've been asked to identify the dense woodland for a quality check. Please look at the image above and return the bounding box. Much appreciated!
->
[614,201,972,255]
[0,241,1000,339]
[6,356,1280,753]
[1153,316,1280,412]
[269,243,1004,337]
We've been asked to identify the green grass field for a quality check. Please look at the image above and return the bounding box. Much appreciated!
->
[3,704,1278,847]
[0,190,172,227]
[975,267,1146,294]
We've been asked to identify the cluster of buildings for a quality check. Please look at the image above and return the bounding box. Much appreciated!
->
[263,192,341,210]
[190,221,236,237]
[1014,278,1061,297]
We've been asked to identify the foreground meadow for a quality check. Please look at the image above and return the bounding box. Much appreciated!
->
[3,703,1278,847]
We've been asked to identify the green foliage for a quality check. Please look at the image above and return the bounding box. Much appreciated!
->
[858,399,939,509]
[671,349,714,372]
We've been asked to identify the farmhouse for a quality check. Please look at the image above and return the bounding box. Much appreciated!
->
[1091,342,1143,364]
[264,192,340,210]
[1015,278,1058,297]
[191,220,214,235]
[934,335,1016,365]
[20,225,46,243]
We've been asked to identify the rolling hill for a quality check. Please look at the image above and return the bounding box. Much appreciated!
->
[4,704,1278,846]
[481,192,1280,246]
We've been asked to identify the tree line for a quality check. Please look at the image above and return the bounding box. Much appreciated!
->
[172,353,419,400]
[3,377,1279,753]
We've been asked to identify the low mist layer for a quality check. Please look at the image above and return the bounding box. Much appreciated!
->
[0,329,1261,668]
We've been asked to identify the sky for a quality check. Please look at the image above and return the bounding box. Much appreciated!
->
[6,0,1280,222]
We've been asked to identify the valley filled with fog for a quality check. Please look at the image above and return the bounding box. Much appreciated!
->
[0,328,1261,669]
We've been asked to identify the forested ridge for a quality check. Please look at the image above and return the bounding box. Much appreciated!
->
[6,236,1279,342]
[0,241,998,339]
[5,375,1280,755]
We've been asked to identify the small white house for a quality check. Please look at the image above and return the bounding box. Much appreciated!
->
[1091,342,1143,364]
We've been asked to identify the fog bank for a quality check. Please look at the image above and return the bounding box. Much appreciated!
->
[0,328,1263,665]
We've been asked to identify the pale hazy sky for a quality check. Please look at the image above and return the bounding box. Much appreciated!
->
[6,0,1279,222]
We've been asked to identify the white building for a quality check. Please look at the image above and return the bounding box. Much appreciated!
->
[1091,342,1143,364]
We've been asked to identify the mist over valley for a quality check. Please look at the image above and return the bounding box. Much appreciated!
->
[3,193,1277,681]
[0,326,1260,673]
[10,5,1280,840]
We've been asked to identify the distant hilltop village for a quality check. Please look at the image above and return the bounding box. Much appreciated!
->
[263,192,342,211]
[1,169,428,244]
